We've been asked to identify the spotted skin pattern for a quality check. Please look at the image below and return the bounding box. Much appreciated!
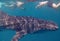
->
[0,11,58,41]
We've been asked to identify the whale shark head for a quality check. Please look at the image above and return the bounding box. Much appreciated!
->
[45,21,58,30]
[38,20,58,31]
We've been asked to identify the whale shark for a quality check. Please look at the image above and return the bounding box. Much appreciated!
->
[0,11,58,41]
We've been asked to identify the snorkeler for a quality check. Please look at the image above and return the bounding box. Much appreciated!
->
[4,3,15,8]
[4,1,24,9]
[36,1,60,9]
[16,1,24,9]
[16,1,24,7]
[35,1,48,8]
[48,2,60,8]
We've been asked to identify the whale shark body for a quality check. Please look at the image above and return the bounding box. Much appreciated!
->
[0,11,58,41]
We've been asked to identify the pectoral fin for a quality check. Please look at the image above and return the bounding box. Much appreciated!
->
[11,30,27,41]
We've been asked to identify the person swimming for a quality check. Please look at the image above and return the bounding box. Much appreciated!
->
[36,0,60,9]
[35,1,48,8]
[4,1,24,9]
[51,3,60,8]
[48,2,60,8]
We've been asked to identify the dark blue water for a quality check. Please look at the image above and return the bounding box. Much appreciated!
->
[0,0,60,41]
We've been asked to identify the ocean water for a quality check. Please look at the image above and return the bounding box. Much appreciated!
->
[0,0,60,41]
